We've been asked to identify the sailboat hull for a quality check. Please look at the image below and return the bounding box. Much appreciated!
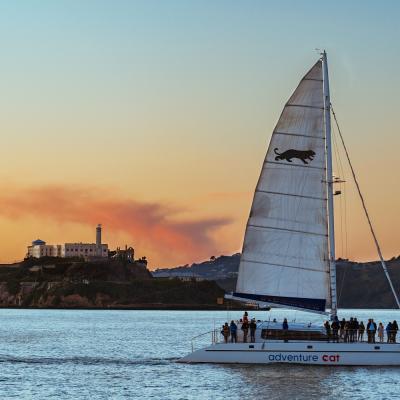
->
[179,342,400,366]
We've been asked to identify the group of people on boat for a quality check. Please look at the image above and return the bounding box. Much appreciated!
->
[324,317,398,344]
[221,313,399,345]
[221,312,258,344]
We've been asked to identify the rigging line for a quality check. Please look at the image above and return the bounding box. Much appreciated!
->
[344,181,349,258]
[334,124,348,303]
[339,148,349,258]
[334,122,348,259]
[338,151,349,258]
[332,123,344,258]
[331,104,400,309]
[333,119,349,258]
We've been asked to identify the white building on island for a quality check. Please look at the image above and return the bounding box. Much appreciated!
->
[27,224,108,259]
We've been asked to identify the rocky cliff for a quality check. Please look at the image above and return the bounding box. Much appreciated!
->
[0,257,224,309]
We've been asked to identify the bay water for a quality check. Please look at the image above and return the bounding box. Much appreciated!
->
[0,309,399,399]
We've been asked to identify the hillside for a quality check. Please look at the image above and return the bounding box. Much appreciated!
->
[0,257,224,309]
[154,254,400,309]
[3,254,400,309]
[153,253,241,280]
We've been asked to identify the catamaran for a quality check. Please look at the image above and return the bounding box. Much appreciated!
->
[179,51,400,365]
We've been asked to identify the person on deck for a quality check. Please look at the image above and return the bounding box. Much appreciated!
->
[392,320,399,343]
[331,317,340,343]
[339,318,346,340]
[230,320,238,343]
[386,322,393,343]
[353,318,359,342]
[324,320,331,342]
[282,318,289,342]
[282,318,289,330]
[366,319,372,343]
[343,321,349,343]
[241,320,249,343]
[372,319,377,343]
[367,319,377,343]
[358,321,365,342]
[378,322,384,343]
[222,323,230,343]
[249,319,257,343]
[348,317,354,342]
[243,311,249,324]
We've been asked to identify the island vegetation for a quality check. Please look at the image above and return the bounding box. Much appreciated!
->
[1,253,400,309]
[0,257,225,309]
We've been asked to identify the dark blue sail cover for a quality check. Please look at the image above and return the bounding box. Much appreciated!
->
[232,292,326,312]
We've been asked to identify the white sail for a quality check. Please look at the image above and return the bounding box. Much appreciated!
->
[235,60,331,312]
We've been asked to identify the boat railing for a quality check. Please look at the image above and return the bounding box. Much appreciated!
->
[190,329,220,352]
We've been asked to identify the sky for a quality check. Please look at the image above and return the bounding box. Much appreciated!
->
[0,0,399,268]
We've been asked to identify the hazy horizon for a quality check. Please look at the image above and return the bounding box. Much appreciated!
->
[1,1,400,269]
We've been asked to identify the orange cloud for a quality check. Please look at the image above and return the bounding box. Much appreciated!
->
[0,185,231,266]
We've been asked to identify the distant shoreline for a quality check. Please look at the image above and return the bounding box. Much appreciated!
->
[0,305,250,311]
[1,306,399,311]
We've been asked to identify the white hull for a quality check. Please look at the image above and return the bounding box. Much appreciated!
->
[179,341,400,366]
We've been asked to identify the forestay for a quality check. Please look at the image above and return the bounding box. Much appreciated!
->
[234,60,331,312]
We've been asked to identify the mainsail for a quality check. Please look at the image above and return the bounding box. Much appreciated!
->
[234,60,331,312]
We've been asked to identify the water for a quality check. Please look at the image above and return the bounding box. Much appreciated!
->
[0,309,399,399]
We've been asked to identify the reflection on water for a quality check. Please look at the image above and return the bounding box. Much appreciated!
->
[226,364,400,399]
[0,309,399,399]
[232,364,335,398]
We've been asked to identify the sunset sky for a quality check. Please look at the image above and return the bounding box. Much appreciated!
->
[1,0,399,268]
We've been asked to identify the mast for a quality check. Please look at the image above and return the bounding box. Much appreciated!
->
[322,51,337,318]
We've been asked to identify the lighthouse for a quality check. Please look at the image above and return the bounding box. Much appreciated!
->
[96,224,102,255]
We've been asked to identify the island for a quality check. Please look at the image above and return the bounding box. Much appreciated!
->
[0,253,399,309]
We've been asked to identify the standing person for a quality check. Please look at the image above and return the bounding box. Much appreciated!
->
[371,319,377,343]
[378,322,384,343]
[324,320,331,343]
[348,317,354,342]
[358,321,365,342]
[366,319,373,343]
[230,320,238,343]
[343,321,349,343]
[243,311,249,324]
[368,319,377,343]
[340,318,346,340]
[222,323,230,343]
[331,317,340,343]
[282,318,289,342]
[353,318,359,342]
[249,319,257,343]
[386,322,393,343]
[392,320,398,343]
[241,319,249,343]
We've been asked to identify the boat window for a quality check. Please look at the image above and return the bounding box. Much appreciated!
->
[261,329,327,341]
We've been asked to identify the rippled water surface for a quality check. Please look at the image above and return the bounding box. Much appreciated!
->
[0,309,399,399]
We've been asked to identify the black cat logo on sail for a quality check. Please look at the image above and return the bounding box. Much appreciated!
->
[274,148,315,164]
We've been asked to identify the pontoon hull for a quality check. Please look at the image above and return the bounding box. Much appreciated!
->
[179,342,400,366]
